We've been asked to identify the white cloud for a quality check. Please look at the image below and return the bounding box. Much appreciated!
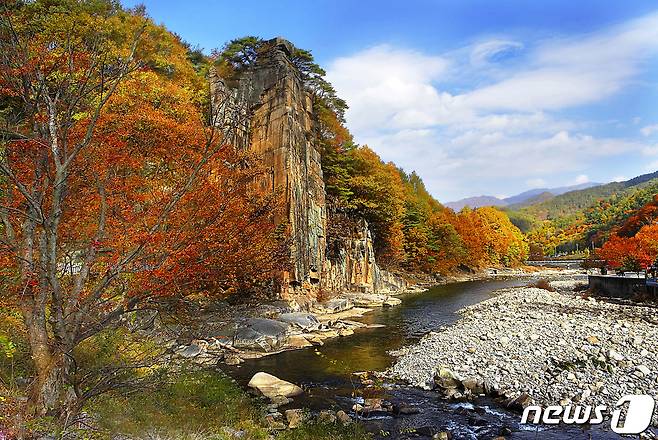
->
[641,124,658,136]
[326,11,658,200]
[574,174,590,185]
[642,144,658,156]
[326,45,452,134]
[469,39,524,66]
[463,13,658,111]
[645,160,658,172]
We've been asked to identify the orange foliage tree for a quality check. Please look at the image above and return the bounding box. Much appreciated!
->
[0,1,281,420]
[452,207,528,268]
[598,223,658,271]
[618,195,658,237]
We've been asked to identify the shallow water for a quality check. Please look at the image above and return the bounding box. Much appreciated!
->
[228,278,625,439]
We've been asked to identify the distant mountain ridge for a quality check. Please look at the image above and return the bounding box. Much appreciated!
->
[445,182,600,211]
[519,170,658,221]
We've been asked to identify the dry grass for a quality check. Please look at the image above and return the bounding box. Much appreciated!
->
[527,279,555,292]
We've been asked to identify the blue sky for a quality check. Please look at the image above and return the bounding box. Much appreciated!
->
[122,0,658,202]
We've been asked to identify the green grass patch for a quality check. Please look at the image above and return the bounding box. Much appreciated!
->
[88,369,266,438]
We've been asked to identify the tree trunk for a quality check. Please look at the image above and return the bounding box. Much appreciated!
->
[23,308,75,421]
[28,354,66,416]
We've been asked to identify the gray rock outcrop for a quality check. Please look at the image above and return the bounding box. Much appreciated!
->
[233,318,289,351]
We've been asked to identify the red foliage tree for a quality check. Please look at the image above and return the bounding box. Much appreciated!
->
[618,195,658,237]
[597,223,658,271]
[0,2,282,421]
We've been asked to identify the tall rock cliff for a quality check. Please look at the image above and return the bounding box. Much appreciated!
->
[210,38,407,300]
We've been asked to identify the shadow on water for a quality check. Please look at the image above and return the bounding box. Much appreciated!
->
[227,278,624,440]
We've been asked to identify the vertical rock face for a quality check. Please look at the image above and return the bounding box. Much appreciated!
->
[321,218,407,294]
[210,38,406,300]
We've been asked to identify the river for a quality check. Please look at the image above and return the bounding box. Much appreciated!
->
[228,278,622,439]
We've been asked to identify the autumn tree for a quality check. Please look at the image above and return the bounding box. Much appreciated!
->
[0,0,281,422]
[451,207,527,268]
[598,223,658,271]
[323,146,406,265]
[617,195,658,237]
[423,210,466,273]
[475,207,528,266]
[452,208,488,267]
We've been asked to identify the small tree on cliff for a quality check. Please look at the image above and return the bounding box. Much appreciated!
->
[213,35,264,80]
[0,0,282,422]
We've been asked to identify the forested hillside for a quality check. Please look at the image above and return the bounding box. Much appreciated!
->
[596,195,658,271]
[512,171,658,259]
[519,171,658,223]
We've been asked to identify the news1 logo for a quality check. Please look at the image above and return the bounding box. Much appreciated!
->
[521,394,656,434]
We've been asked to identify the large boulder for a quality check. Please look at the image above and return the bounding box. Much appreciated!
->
[287,334,313,348]
[233,318,289,351]
[248,372,303,399]
[278,313,321,331]
[345,293,388,307]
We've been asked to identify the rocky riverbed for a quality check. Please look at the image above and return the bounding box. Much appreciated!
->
[389,278,658,428]
[168,267,555,367]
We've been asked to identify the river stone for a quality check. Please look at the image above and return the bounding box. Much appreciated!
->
[363,398,384,410]
[287,334,313,348]
[336,410,351,425]
[608,349,624,362]
[383,297,402,307]
[264,414,286,430]
[434,366,461,389]
[178,343,202,358]
[248,372,303,399]
[636,365,651,376]
[285,409,305,428]
[318,410,336,423]
[224,353,243,365]
[233,318,289,351]
[505,393,531,410]
[586,335,600,345]
[278,312,320,331]
[462,377,484,394]
[346,293,386,307]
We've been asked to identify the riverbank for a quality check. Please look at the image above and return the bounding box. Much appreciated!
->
[168,267,558,367]
[389,277,658,427]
